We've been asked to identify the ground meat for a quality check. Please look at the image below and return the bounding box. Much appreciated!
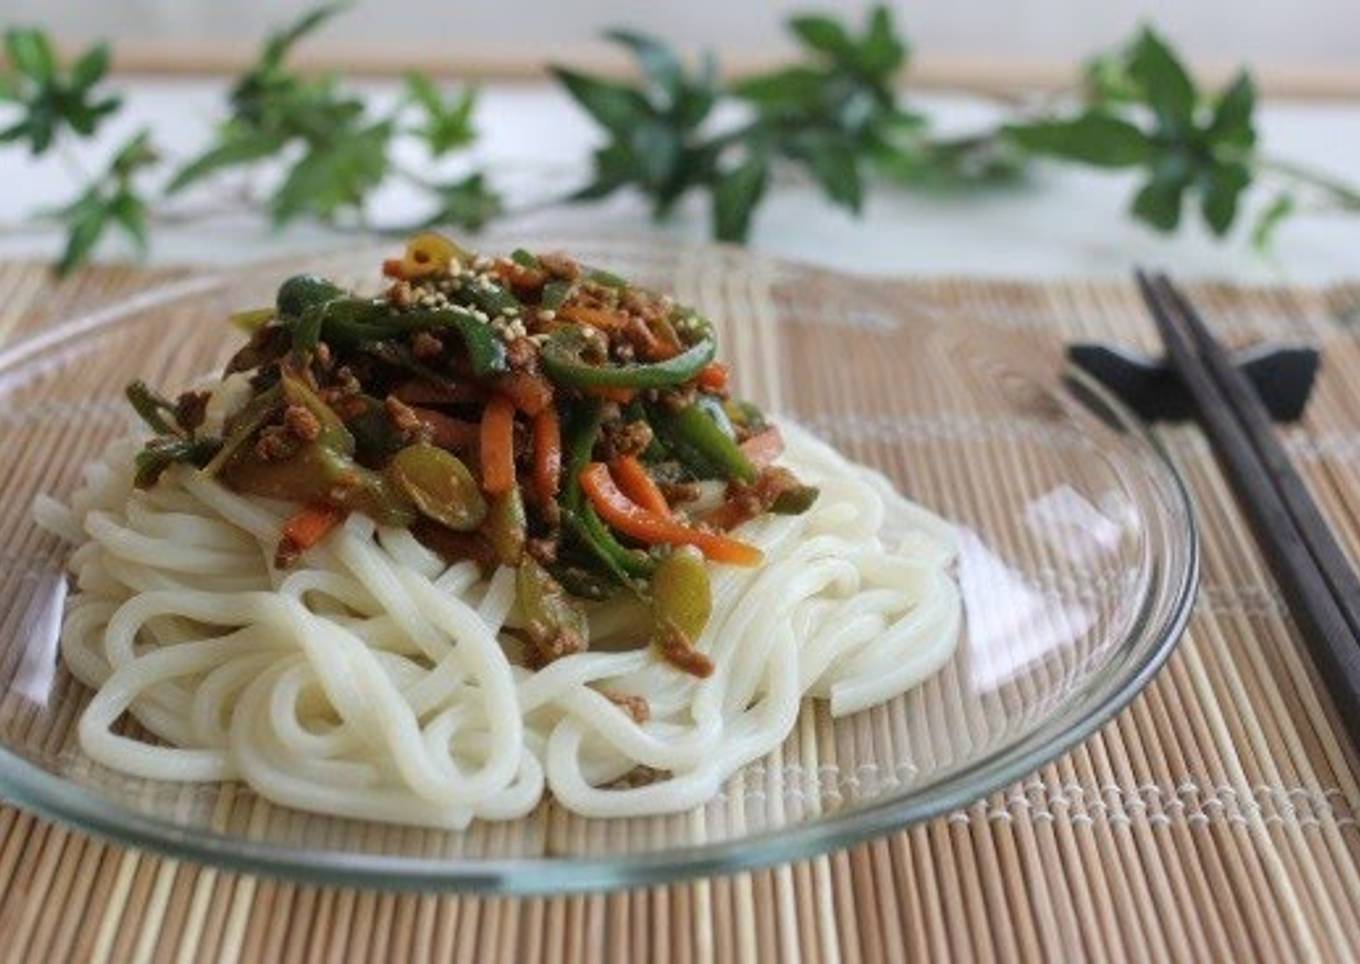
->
[410,330,443,360]
[658,480,702,504]
[599,690,650,724]
[620,288,651,314]
[505,336,539,373]
[607,765,666,789]
[273,536,303,570]
[526,536,558,566]
[329,395,368,422]
[579,326,609,364]
[600,419,653,460]
[708,466,803,531]
[539,251,581,280]
[527,626,587,669]
[656,620,714,678]
[323,366,362,399]
[282,403,321,442]
[384,394,424,441]
[656,385,697,413]
[254,425,300,462]
[173,390,210,433]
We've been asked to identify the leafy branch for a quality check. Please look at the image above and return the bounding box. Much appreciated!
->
[1,3,500,274]
[1006,27,1360,248]
[556,11,1360,246]
[3,3,1360,274]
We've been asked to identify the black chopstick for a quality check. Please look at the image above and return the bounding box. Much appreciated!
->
[1153,276,1360,643]
[1135,270,1360,743]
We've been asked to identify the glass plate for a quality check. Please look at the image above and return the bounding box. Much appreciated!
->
[0,240,1196,892]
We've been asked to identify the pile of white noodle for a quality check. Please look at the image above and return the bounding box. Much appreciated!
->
[35,420,960,826]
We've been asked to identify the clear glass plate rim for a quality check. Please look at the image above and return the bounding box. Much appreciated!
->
[0,263,1200,894]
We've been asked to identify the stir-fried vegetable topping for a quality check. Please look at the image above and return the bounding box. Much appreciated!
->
[124,234,818,675]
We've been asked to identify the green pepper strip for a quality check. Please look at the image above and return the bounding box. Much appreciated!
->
[461,279,521,319]
[541,325,715,391]
[310,299,508,377]
[561,400,655,583]
[652,402,758,483]
[540,280,572,310]
[125,380,180,436]
[134,437,222,488]
[202,383,282,476]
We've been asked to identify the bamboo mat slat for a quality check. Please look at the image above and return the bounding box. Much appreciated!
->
[0,260,1357,963]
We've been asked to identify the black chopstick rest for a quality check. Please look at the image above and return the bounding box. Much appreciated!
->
[1067,341,1319,424]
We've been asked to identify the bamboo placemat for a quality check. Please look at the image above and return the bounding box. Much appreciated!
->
[0,259,1358,963]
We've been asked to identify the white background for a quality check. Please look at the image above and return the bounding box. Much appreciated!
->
[7,0,1359,73]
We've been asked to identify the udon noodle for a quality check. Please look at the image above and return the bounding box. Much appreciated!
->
[36,421,960,825]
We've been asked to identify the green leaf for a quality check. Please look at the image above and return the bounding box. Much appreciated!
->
[4,29,56,82]
[109,190,149,251]
[788,15,855,61]
[802,137,863,212]
[261,2,349,70]
[167,126,287,193]
[70,43,111,90]
[1252,192,1295,250]
[631,121,682,187]
[110,129,158,178]
[1207,71,1256,150]
[605,30,684,103]
[1006,112,1153,167]
[55,198,107,276]
[405,73,477,156]
[732,65,826,108]
[550,67,650,137]
[712,156,768,242]
[404,72,441,113]
[1131,156,1191,231]
[1081,52,1140,107]
[1199,160,1250,235]
[856,6,906,76]
[270,121,391,225]
[1128,27,1196,124]
[0,32,122,153]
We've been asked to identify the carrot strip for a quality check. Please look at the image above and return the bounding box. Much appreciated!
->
[410,406,479,452]
[493,371,553,415]
[560,304,627,332]
[609,456,671,517]
[739,426,784,467]
[580,462,762,567]
[695,362,729,392]
[480,396,516,495]
[532,407,562,507]
[282,503,345,550]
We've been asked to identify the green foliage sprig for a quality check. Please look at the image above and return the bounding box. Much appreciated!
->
[556,12,1360,246]
[1007,28,1360,247]
[0,29,119,153]
[3,3,1359,274]
[1,3,500,273]
[554,9,937,241]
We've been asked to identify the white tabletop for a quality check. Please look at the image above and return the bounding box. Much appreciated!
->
[2,78,1357,284]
